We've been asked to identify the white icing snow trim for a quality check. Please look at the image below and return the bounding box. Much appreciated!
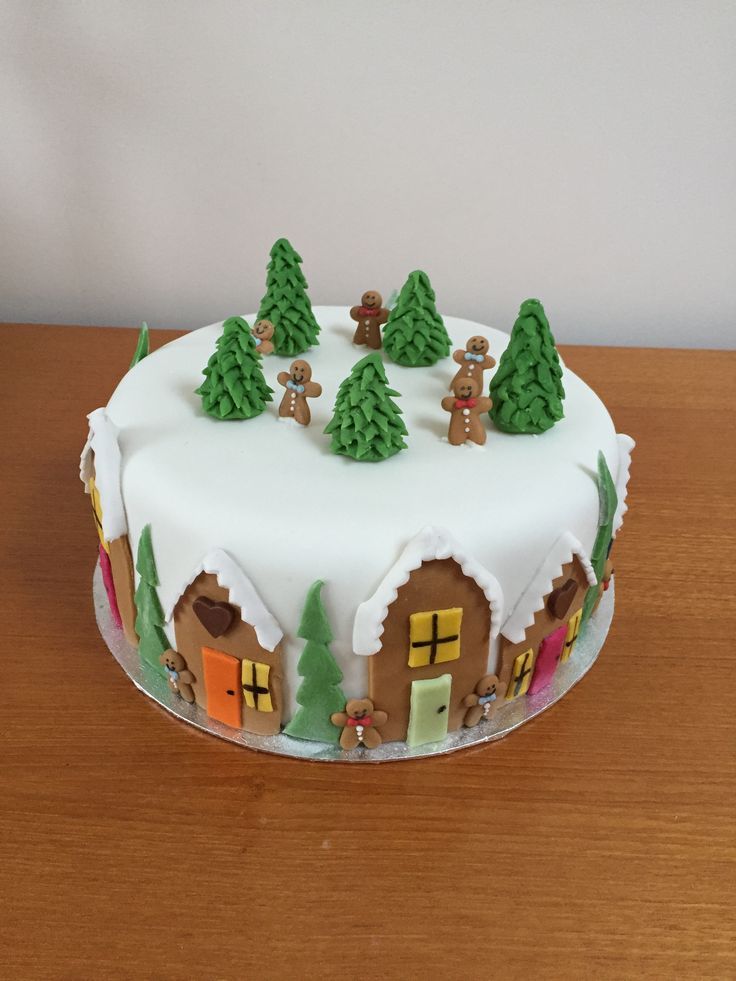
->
[165,548,283,651]
[79,407,127,541]
[612,434,635,536]
[352,526,504,656]
[500,532,597,645]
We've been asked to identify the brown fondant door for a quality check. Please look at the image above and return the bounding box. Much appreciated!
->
[202,647,241,728]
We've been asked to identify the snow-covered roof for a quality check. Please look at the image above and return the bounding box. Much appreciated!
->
[353,526,504,656]
[165,548,283,652]
[79,407,127,541]
[612,434,635,536]
[500,531,597,645]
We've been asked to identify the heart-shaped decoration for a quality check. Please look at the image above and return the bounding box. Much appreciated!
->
[193,596,236,637]
[547,578,577,620]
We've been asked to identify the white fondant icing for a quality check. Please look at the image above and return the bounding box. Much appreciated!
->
[168,548,283,651]
[79,407,127,541]
[353,526,504,656]
[500,532,597,645]
[612,434,635,536]
[104,307,626,717]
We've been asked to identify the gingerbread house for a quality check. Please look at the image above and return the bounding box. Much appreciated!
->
[80,408,137,645]
[498,532,597,700]
[165,549,285,735]
[353,527,504,744]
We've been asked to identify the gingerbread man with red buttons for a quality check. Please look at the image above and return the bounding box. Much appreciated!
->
[350,290,389,350]
[441,377,492,446]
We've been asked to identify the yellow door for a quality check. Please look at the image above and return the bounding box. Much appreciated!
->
[560,608,583,662]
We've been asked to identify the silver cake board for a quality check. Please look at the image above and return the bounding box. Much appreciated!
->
[93,563,614,762]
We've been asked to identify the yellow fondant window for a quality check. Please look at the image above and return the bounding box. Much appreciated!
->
[560,608,583,663]
[408,608,462,668]
[241,658,274,712]
[506,648,534,700]
[89,476,108,552]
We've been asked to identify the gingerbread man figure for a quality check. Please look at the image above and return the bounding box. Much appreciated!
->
[277,360,322,426]
[450,335,496,389]
[251,319,275,356]
[159,649,196,704]
[331,698,388,750]
[441,377,492,446]
[462,674,506,727]
[350,290,389,350]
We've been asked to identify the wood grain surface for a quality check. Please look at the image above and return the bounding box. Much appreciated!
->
[1,323,734,981]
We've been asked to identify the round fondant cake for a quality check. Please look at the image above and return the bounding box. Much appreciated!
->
[81,262,634,757]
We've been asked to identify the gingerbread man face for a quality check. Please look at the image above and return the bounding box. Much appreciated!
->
[475,674,500,698]
[467,335,489,356]
[361,290,382,310]
[289,359,312,385]
[345,698,374,720]
[253,319,274,341]
[161,649,187,673]
[455,377,481,401]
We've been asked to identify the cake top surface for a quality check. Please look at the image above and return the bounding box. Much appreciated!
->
[105,306,622,700]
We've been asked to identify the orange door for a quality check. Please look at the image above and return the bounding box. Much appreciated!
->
[202,647,241,728]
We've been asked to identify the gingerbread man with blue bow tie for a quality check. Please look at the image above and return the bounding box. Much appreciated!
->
[277,359,322,426]
[450,335,496,390]
[462,674,506,727]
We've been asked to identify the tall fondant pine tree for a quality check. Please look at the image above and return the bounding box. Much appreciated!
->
[196,316,273,420]
[489,298,565,434]
[134,524,169,676]
[324,352,408,461]
[581,451,618,623]
[382,270,451,366]
[284,581,346,744]
[256,238,320,356]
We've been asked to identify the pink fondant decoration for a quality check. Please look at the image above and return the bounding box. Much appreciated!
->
[528,625,567,695]
[99,543,122,628]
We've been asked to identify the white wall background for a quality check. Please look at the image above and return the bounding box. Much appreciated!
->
[1,0,734,347]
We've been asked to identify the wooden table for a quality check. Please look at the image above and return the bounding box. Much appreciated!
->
[1,324,734,980]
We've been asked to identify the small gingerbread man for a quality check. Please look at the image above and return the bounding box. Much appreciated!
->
[277,359,322,426]
[450,335,496,389]
[159,649,196,704]
[462,674,506,727]
[251,319,275,356]
[350,290,389,350]
[441,377,492,446]
[331,698,388,750]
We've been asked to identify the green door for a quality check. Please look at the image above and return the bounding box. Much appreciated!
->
[407,674,452,748]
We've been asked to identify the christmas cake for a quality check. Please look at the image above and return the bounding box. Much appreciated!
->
[81,246,634,757]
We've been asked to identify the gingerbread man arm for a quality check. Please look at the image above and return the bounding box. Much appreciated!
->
[452,349,466,366]
[475,396,492,413]
[371,710,388,727]
[276,371,290,388]
[441,396,457,413]
[331,711,349,726]
[463,693,480,708]
[349,306,361,322]
[179,670,195,685]
[377,309,389,326]
[483,354,496,370]
[303,380,322,398]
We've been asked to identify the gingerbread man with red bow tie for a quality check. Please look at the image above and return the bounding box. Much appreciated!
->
[350,290,389,350]
[441,377,492,446]
[331,698,388,750]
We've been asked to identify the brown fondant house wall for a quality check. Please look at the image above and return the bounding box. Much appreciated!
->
[173,571,283,735]
[498,556,589,699]
[368,558,492,742]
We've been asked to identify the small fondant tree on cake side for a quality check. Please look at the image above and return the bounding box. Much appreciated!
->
[382,270,451,367]
[196,316,273,420]
[256,238,320,356]
[129,322,150,368]
[324,352,408,461]
[581,451,618,623]
[284,581,346,744]
[489,299,565,434]
[134,524,169,676]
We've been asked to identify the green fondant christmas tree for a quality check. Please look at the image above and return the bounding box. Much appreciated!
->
[134,524,169,676]
[489,298,565,434]
[324,352,408,462]
[129,322,150,368]
[284,581,346,744]
[196,316,273,420]
[382,270,451,367]
[582,452,618,623]
[256,238,320,356]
